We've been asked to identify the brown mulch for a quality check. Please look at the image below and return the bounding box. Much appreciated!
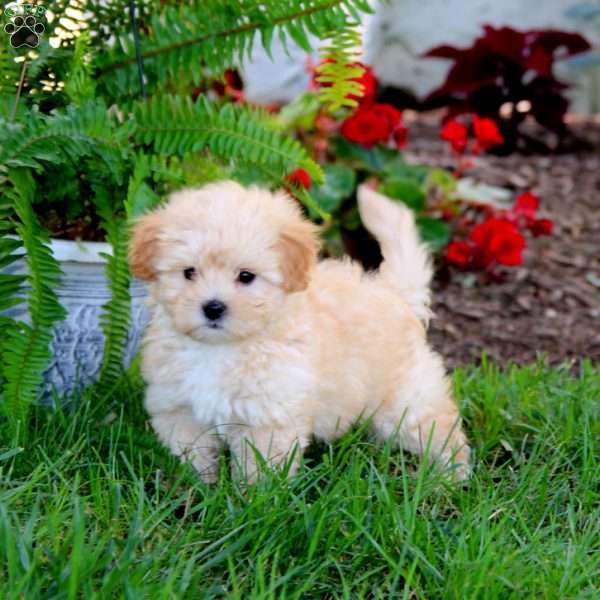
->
[403,115,600,369]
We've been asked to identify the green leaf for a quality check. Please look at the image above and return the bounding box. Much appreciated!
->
[417,216,451,251]
[1,171,67,436]
[128,182,161,219]
[427,168,458,195]
[330,138,416,177]
[380,178,426,211]
[309,164,356,213]
[277,93,322,131]
[135,95,324,186]
[331,137,387,172]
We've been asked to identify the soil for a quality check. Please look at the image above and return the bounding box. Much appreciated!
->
[41,209,106,242]
[404,114,600,368]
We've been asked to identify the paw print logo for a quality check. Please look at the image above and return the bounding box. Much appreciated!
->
[4,15,45,48]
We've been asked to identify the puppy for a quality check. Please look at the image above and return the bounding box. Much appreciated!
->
[129,181,470,482]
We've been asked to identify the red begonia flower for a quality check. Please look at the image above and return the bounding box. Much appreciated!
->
[446,240,473,268]
[529,218,554,237]
[286,168,311,189]
[513,191,540,219]
[472,115,504,151]
[341,103,401,147]
[470,218,525,267]
[393,123,409,148]
[375,103,402,128]
[440,119,469,153]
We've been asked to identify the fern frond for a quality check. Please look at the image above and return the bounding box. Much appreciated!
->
[64,32,96,103]
[0,44,20,97]
[0,171,66,434]
[0,101,132,177]
[123,153,172,219]
[96,0,372,98]
[96,216,131,392]
[134,94,324,185]
[316,24,365,111]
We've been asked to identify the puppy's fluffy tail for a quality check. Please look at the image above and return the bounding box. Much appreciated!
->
[357,184,433,324]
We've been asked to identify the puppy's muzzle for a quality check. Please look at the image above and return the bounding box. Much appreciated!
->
[202,299,227,322]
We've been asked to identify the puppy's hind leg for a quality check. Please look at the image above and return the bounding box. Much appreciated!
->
[151,408,222,483]
[372,350,471,481]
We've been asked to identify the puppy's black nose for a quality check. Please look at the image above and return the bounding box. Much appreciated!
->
[202,299,227,321]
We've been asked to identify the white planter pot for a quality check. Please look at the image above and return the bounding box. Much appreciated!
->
[3,238,148,397]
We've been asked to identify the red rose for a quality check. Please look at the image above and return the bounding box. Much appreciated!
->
[440,119,469,153]
[446,240,473,268]
[513,191,539,219]
[529,218,553,237]
[470,218,525,267]
[341,103,401,147]
[472,115,504,152]
[286,168,311,189]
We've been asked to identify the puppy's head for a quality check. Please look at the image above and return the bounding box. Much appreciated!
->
[129,181,319,343]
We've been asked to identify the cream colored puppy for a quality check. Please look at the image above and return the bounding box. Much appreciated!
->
[129,181,470,482]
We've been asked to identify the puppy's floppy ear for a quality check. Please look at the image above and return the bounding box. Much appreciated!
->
[128,211,163,281]
[276,219,319,293]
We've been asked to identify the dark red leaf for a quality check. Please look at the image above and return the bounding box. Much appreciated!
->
[530,29,591,57]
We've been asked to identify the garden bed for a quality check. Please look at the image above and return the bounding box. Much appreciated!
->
[404,115,600,368]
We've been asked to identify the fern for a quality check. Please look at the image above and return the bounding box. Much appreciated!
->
[96,0,371,98]
[0,100,132,177]
[135,94,324,185]
[0,44,20,97]
[0,0,370,416]
[64,32,96,103]
[316,24,366,111]
[96,216,131,392]
[0,171,66,435]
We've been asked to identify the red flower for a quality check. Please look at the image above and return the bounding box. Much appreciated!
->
[529,218,553,237]
[469,218,525,267]
[472,115,504,152]
[348,63,377,102]
[446,241,473,268]
[341,103,402,147]
[393,123,408,148]
[440,119,469,153]
[375,103,402,128]
[513,191,539,219]
[286,168,311,189]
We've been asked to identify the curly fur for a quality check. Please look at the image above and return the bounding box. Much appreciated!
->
[130,181,471,482]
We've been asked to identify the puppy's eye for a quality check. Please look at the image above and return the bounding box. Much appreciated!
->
[183,267,196,281]
[237,270,256,284]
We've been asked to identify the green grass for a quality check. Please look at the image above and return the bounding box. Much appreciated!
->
[1,360,599,599]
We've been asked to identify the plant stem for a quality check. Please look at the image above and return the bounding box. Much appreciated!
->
[11,59,28,123]
[128,0,147,100]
